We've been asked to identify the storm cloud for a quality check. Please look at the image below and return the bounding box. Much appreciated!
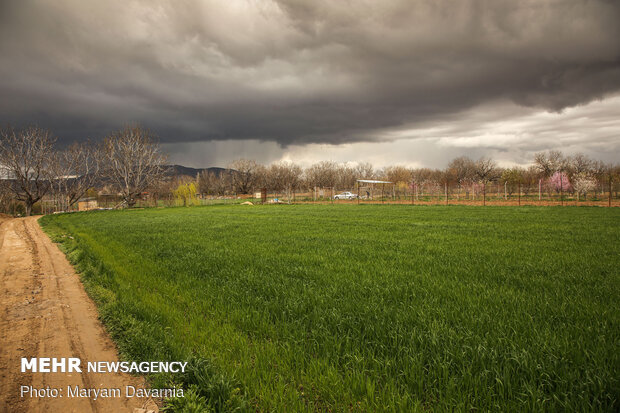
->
[1,0,619,162]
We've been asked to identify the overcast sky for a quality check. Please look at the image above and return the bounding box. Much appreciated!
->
[1,0,619,168]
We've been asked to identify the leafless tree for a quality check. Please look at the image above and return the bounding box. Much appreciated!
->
[0,126,56,216]
[500,167,524,196]
[534,150,565,177]
[101,126,166,208]
[336,164,357,190]
[305,161,338,189]
[567,153,593,179]
[474,157,499,205]
[521,166,539,195]
[50,142,102,210]
[354,162,375,180]
[448,156,475,198]
[384,166,412,185]
[599,163,620,203]
[383,166,412,197]
[410,168,436,198]
[0,183,12,214]
[229,159,260,194]
[197,170,218,196]
[267,162,302,202]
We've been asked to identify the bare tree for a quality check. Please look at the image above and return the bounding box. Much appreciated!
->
[0,126,56,216]
[521,166,539,195]
[474,157,498,205]
[384,166,412,185]
[305,161,338,189]
[354,162,375,180]
[50,142,102,210]
[567,153,593,178]
[268,162,302,203]
[534,150,565,177]
[0,183,12,214]
[229,159,259,194]
[384,166,412,197]
[101,126,166,208]
[501,167,524,197]
[197,170,218,196]
[411,168,434,194]
[599,163,620,205]
[336,164,357,190]
[448,156,475,198]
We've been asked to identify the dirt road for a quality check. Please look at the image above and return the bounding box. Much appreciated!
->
[0,217,156,413]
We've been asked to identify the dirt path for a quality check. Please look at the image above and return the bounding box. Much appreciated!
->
[0,217,156,413]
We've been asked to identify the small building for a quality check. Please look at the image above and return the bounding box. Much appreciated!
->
[77,197,98,211]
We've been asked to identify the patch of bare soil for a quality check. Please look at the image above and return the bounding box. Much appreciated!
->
[0,217,157,413]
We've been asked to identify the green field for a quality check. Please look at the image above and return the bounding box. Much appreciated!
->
[40,205,619,412]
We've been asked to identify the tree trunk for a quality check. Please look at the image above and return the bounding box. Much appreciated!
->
[25,201,33,217]
[126,197,137,208]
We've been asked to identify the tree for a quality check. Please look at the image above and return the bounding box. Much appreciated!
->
[267,162,302,203]
[229,159,260,194]
[173,181,198,206]
[383,166,412,197]
[50,142,102,210]
[501,167,524,197]
[567,153,593,179]
[305,161,338,189]
[0,126,56,216]
[0,182,12,214]
[572,172,596,200]
[534,150,564,178]
[336,164,357,190]
[549,171,572,193]
[411,168,435,198]
[354,162,375,180]
[214,171,234,196]
[521,166,539,195]
[447,156,475,198]
[474,157,498,205]
[598,163,619,205]
[101,126,166,208]
[197,170,217,196]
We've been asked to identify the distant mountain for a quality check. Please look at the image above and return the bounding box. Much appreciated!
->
[164,165,230,178]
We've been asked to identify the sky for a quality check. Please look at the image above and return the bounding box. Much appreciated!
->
[1,0,619,168]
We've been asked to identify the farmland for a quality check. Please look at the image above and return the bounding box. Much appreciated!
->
[39,205,619,412]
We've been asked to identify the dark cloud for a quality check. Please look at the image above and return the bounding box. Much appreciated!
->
[1,0,619,151]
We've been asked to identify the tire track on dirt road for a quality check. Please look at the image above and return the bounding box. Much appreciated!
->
[0,217,158,412]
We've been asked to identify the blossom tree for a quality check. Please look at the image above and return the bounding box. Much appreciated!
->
[572,172,597,200]
[549,171,572,193]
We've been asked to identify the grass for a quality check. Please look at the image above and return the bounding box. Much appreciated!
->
[39,205,619,412]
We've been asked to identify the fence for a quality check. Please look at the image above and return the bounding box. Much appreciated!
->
[3,183,618,217]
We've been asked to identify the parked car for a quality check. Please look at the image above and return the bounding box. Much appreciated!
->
[333,191,358,200]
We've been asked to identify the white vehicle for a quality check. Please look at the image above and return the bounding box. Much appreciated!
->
[333,191,358,200]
